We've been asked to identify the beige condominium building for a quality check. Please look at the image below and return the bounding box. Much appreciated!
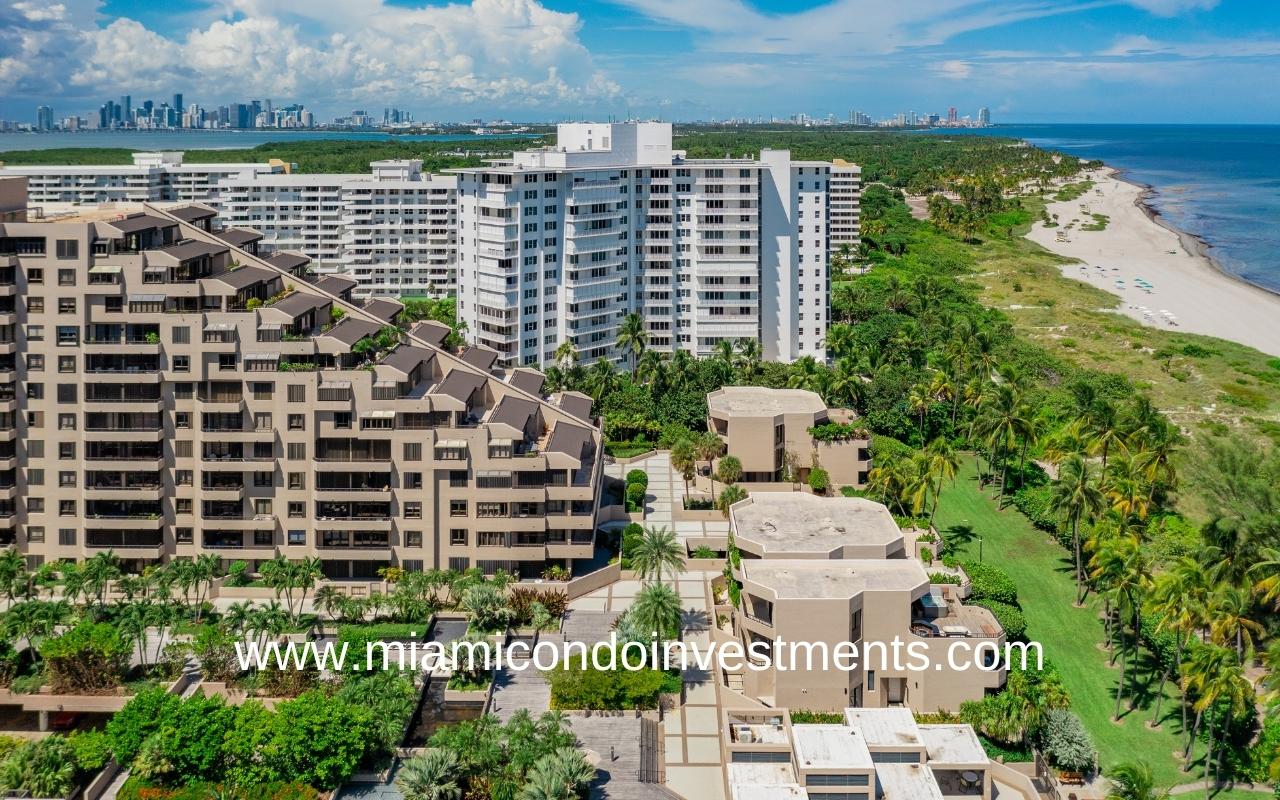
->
[0,176,602,579]
[721,493,1006,713]
[722,706,995,800]
[707,386,870,487]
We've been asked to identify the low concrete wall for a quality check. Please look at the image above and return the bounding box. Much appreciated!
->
[566,562,621,600]
[611,450,657,465]
[990,761,1042,800]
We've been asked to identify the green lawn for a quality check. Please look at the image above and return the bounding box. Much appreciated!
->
[935,460,1259,795]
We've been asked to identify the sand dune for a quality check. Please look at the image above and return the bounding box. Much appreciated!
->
[1026,168,1280,357]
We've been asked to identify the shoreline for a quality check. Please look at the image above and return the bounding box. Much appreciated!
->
[1025,166,1280,357]
[1111,167,1280,303]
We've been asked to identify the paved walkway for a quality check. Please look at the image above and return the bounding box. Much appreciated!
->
[490,655,552,722]
[570,716,675,800]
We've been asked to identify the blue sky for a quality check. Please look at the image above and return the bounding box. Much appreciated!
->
[3,0,1278,123]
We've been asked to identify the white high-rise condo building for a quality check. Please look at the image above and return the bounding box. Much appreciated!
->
[453,122,860,368]
[2,154,458,299]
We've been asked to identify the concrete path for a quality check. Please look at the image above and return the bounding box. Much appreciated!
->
[490,656,552,721]
[606,452,730,547]
[570,715,676,800]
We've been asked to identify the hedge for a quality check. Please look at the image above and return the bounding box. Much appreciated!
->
[1010,484,1060,537]
[962,561,1018,606]
[625,469,649,489]
[808,467,830,495]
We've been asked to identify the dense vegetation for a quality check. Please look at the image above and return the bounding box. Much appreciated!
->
[0,136,555,173]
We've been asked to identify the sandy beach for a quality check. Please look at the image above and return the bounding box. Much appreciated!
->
[1026,168,1280,357]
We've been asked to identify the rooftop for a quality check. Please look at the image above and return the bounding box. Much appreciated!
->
[791,724,873,770]
[842,708,923,749]
[731,494,904,557]
[708,386,827,417]
[742,559,928,599]
[876,763,945,800]
[919,724,988,766]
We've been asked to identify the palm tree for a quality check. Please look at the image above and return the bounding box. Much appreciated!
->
[668,350,694,392]
[631,582,683,657]
[735,338,762,381]
[1081,399,1128,473]
[716,455,742,489]
[1103,454,1151,521]
[1132,417,1181,504]
[554,340,579,372]
[635,349,665,388]
[867,455,910,517]
[1104,761,1170,800]
[670,439,697,505]
[823,324,855,359]
[1089,532,1151,718]
[1050,455,1106,604]
[973,384,1033,502]
[585,357,616,404]
[82,550,122,613]
[314,585,345,621]
[924,437,960,529]
[1207,584,1263,662]
[907,382,932,444]
[717,485,747,517]
[0,547,25,604]
[1182,645,1251,794]
[520,748,596,800]
[713,339,736,374]
[616,313,648,369]
[396,748,461,800]
[695,431,724,500]
[631,526,685,587]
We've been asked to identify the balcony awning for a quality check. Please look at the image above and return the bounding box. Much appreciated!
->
[203,322,235,331]
[143,266,167,274]
[320,380,351,389]
[360,410,395,419]
[88,265,122,274]
[244,352,280,361]
[257,322,283,330]
[436,439,467,449]
[478,469,509,478]
[490,438,513,447]
[373,380,398,388]
[128,294,165,302]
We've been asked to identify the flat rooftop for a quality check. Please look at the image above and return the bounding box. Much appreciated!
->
[731,494,903,556]
[876,763,945,800]
[30,202,151,223]
[843,708,923,749]
[708,386,826,417]
[791,724,873,770]
[727,763,799,786]
[742,559,928,599]
[919,724,988,765]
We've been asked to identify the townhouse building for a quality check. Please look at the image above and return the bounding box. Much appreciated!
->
[0,177,602,580]
[716,493,1006,713]
[453,122,861,368]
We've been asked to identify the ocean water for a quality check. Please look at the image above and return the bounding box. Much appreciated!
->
[0,129,537,152]
[928,124,1280,295]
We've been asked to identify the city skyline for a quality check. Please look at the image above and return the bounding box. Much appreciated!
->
[0,0,1275,124]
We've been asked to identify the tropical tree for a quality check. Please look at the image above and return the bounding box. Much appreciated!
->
[553,340,578,372]
[716,455,743,489]
[696,431,724,500]
[630,582,683,656]
[82,550,123,613]
[519,747,596,800]
[1089,531,1151,718]
[924,437,960,529]
[395,748,461,800]
[717,485,748,517]
[1104,761,1170,800]
[734,338,762,381]
[631,526,685,587]
[1181,645,1251,793]
[615,313,648,369]
[973,384,1033,502]
[0,547,25,604]
[1049,455,1106,604]
[670,438,698,505]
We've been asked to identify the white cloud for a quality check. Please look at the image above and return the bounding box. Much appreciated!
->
[12,2,66,22]
[935,59,973,80]
[1101,33,1280,59]
[9,0,620,114]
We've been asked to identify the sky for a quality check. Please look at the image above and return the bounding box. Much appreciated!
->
[2,0,1279,124]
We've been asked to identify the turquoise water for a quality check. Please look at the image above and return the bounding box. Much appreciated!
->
[930,124,1280,294]
[0,129,538,152]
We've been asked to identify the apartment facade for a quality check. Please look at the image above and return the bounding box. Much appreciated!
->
[0,151,286,205]
[718,493,1006,713]
[722,706,995,800]
[453,122,861,367]
[0,181,602,580]
[707,386,871,486]
[2,154,459,300]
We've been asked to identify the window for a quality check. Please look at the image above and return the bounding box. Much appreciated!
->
[405,530,423,547]
[57,297,75,314]
[57,414,75,430]
[59,500,75,516]
[287,443,306,460]
[175,412,191,429]
[450,529,467,546]
[175,440,192,458]
[58,528,76,545]
[172,326,190,344]
[288,529,306,546]
[26,268,42,285]
[26,469,43,486]
[254,499,272,516]
[288,414,304,431]
[404,502,422,519]
[58,356,74,373]
[26,325,43,342]
[58,442,75,460]
[866,670,875,692]
[27,498,44,514]
[175,470,192,486]
[254,413,272,430]
[449,470,468,488]
[254,471,272,488]
[404,472,422,490]
[58,471,75,487]
[25,354,43,371]
[403,442,422,461]
[288,502,304,518]
[449,500,467,517]
[57,384,76,403]
[176,528,194,544]
[334,412,352,429]
[55,240,78,259]
[175,499,192,514]
[288,472,304,490]
[288,384,306,403]
[57,269,75,286]
[27,526,44,542]
[172,355,190,372]
[28,440,43,458]
[252,382,273,400]
[254,530,273,546]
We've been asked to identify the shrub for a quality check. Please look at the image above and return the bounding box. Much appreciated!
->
[620,523,644,569]
[546,660,666,710]
[625,469,649,489]
[692,546,717,559]
[972,599,1027,642]
[963,562,1018,606]
[1010,484,1059,535]
[225,561,251,587]
[626,482,646,511]
[789,710,845,724]
[808,467,830,495]
[67,729,112,773]
[108,687,181,767]
[40,621,132,694]
[929,571,962,585]
[920,547,934,566]
[808,423,870,442]
[1038,709,1097,772]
